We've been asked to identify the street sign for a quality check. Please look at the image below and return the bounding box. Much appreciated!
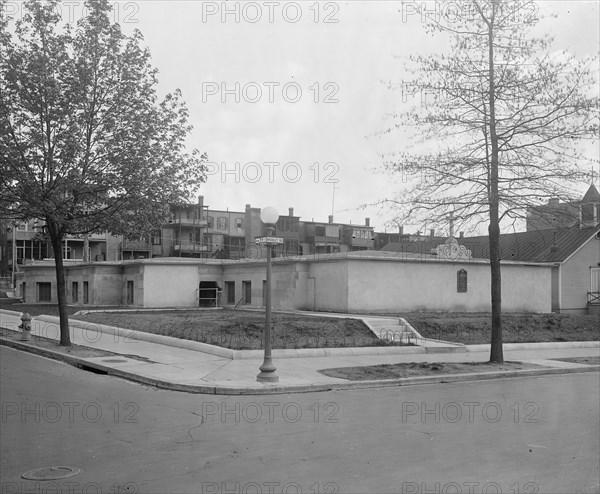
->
[255,237,284,245]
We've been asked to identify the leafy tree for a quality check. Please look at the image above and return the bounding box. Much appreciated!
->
[380,0,598,362]
[0,0,207,345]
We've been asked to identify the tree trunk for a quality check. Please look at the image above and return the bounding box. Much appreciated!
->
[487,5,504,363]
[489,220,503,362]
[47,219,71,346]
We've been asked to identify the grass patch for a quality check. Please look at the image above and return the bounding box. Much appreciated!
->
[0,326,118,359]
[3,304,599,349]
[319,361,546,381]
[550,356,600,365]
[67,308,408,350]
[398,312,599,344]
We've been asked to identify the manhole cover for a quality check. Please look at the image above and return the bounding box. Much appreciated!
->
[101,359,128,363]
[22,466,82,480]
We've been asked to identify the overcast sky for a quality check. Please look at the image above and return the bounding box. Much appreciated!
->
[8,0,600,234]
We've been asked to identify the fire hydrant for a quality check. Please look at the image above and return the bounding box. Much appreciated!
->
[19,313,32,341]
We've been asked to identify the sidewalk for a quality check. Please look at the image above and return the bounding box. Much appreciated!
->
[1,309,598,395]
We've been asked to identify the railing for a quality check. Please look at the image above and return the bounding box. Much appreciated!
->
[311,235,340,246]
[67,233,106,240]
[198,289,220,308]
[378,326,416,345]
[587,292,600,305]
[174,243,209,252]
[167,219,208,227]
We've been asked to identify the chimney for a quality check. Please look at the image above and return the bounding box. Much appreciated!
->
[459,231,464,239]
[430,229,435,238]
[198,195,204,205]
[245,204,251,211]
[365,218,370,227]
[289,207,294,217]
[328,215,333,224]
[449,212,455,237]
[399,226,404,235]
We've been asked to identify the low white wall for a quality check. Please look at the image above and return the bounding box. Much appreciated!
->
[13,255,553,313]
[143,264,201,307]
[308,260,349,312]
[346,259,551,313]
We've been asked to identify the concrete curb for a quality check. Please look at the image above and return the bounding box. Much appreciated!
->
[0,336,108,369]
[0,309,24,318]
[466,341,600,351]
[2,335,599,395]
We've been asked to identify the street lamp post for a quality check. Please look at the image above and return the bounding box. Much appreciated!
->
[256,206,281,383]
[11,222,17,288]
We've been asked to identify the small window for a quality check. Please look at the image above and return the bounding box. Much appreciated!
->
[151,230,161,245]
[225,281,235,304]
[207,216,214,229]
[457,269,468,293]
[72,282,79,303]
[582,203,595,223]
[37,282,51,302]
[242,281,251,304]
[591,268,600,292]
[127,280,134,305]
[236,218,243,230]
[83,281,89,304]
[217,217,227,230]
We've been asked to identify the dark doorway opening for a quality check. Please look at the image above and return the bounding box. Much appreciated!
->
[199,281,221,307]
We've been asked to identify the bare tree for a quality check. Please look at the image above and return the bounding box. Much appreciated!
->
[379,0,599,362]
[0,0,207,345]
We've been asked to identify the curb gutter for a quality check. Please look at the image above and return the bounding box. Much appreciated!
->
[2,336,598,396]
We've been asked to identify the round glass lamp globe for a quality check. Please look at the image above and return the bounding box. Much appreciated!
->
[260,206,279,225]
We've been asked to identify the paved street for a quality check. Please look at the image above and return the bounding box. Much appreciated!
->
[1,346,599,494]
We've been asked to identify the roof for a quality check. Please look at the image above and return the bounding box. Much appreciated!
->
[380,225,600,263]
[581,184,600,203]
[379,239,445,256]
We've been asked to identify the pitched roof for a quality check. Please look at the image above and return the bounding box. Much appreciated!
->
[581,184,600,203]
[380,225,600,263]
[460,226,600,262]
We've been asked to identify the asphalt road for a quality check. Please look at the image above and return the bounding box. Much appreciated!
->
[1,346,598,494]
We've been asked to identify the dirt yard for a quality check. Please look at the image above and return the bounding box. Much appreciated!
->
[399,311,599,344]
[69,309,397,350]
[3,303,599,349]
[319,360,549,380]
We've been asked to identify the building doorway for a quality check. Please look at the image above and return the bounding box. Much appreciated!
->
[199,281,221,307]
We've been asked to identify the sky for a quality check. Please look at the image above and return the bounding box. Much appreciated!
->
[6,0,600,234]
